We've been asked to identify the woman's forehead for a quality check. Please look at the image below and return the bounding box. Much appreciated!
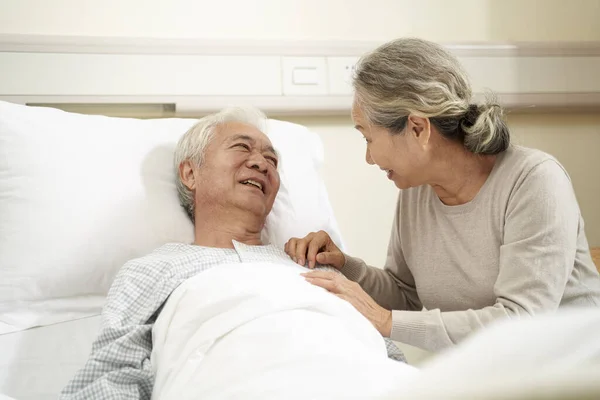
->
[351,102,366,123]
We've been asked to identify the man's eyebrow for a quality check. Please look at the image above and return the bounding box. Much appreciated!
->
[229,134,279,158]
[264,144,278,157]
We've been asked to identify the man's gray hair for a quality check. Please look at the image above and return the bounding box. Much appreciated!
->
[174,106,268,222]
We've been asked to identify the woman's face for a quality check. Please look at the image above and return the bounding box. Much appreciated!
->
[351,101,431,189]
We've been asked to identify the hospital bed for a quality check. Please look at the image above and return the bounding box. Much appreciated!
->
[0,99,352,398]
[0,316,101,399]
[2,309,600,400]
[1,101,599,399]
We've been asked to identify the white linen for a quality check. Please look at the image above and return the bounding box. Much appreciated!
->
[2,285,599,400]
[0,316,101,400]
[151,261,417,400]
[396,307,600,399]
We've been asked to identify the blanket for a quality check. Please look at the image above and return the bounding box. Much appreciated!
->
[151,261,417,399]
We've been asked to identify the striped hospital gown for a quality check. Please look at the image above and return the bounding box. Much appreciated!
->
[61,241,406,399]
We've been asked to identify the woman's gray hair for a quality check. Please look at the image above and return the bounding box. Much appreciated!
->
[174,106,268,222]
[352,37,509,155]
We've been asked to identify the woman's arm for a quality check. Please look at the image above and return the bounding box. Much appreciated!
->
[390,160,582,351]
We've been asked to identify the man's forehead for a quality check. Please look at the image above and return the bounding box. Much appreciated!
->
[217,122,261,139]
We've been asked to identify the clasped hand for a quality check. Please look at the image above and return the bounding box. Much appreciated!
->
[285,231,392,337]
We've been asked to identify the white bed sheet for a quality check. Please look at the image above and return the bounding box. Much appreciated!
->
[2,305,600,400]
[0,316,101,400]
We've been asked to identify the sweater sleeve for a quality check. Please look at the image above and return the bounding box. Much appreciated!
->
[340,194,422,312]
[389,160,580,351]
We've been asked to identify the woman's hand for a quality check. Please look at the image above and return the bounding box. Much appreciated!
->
[302,270,392,337]
[285,230,345,269]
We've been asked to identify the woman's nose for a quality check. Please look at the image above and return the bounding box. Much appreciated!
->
[365,148,375,165]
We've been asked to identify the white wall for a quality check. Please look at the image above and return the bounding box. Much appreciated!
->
[2,0,599,365]
[1,0,600,42]
[1,0,598,253]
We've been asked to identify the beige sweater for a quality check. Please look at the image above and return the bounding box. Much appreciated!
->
[341,145,600,352]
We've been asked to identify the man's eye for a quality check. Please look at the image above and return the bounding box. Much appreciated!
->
[267,157,278,167]
[235,143,250,150]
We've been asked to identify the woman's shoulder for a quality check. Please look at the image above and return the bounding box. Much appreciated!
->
[495,144,571,186]
[493,145,579,214]
[501,144,562,170]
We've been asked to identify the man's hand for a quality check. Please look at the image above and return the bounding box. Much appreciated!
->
[285,230,345,269]
[301,270,392,337]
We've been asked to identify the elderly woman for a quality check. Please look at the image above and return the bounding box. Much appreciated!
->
[285,38,600,352]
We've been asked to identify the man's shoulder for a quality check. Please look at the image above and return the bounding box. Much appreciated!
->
[117,242,203,277]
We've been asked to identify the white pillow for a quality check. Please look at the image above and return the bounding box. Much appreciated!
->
[0,101,345,334]
[262,119,344,250]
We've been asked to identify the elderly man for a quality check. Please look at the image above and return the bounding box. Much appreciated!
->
[60,107,407,400]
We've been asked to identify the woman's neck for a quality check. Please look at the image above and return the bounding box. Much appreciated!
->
[429,147,497,206]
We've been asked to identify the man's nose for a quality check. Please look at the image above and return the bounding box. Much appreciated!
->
[246,154,268,173]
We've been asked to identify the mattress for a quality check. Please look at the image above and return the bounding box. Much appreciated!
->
[0,316,101,400]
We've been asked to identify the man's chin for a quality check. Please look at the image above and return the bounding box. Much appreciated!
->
[239,202,269,218]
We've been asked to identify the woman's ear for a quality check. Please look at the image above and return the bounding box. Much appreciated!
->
[179,160,197,191]
[407,115,431,148]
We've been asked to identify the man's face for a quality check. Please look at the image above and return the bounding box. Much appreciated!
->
[192,122,280,221]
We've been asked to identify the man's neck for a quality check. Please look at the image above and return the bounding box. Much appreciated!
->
[193,207,264,248]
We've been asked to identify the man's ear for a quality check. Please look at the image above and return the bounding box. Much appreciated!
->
[179,160,197,191]
[407,114,431,147]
